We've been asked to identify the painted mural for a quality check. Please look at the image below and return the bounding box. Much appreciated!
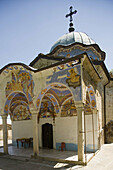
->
[10,104,31,121]
[52,45,101,60]
[61,98,77,117]
[36,83,77,118]
[66,68,81,88]
[87,85,96,109]
[38,96,55,120]
[46,62,81,101]
[4,66,34,121]
[5,67,34,103]
[36,60,81,118]
[84,85,96,114]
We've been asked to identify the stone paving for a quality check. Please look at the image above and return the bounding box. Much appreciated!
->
[0,143,113,169]
[0,144,94,164]
[0,156,56,170]
[82,143,113,170]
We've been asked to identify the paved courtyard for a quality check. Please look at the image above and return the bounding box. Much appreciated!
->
[0,142,113,169]
[0,142,94,164]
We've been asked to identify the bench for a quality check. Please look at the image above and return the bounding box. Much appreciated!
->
[16,138,33,148]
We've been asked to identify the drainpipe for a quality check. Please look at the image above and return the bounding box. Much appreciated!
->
[104,79,110,143]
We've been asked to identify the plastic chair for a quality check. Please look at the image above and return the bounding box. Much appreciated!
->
[59,142,66,151]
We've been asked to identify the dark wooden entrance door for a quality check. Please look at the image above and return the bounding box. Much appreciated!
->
[42,123,53,149]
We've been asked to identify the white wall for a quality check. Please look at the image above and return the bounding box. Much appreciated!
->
[55,117,77,143]
[12,120,33,141]
[12,114,98,151]
[85,114,98,150]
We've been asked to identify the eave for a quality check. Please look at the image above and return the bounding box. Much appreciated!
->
[49,42,106,61]
[93,60,110,81]
[82,54,101,82]
[29,53,65,67]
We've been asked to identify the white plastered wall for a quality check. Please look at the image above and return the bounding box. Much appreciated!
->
[12,114,98,151]
[12,120,33,142]
[55,117,77,144]
[85,114,98,151]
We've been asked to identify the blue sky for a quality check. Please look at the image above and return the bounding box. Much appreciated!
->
[0,0,113,71]
[0,0,113,123]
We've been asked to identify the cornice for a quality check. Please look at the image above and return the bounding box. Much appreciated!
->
[49,42,105,61]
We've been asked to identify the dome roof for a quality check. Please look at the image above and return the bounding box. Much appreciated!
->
[50,31,95,52]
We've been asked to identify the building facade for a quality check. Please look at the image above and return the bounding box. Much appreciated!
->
[0,18,112,163]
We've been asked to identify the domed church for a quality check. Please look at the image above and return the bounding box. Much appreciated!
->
[0,6,113,164]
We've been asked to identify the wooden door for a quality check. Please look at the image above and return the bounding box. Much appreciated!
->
[42,123,53,149]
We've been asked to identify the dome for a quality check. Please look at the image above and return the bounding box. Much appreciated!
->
[50,31,95,52]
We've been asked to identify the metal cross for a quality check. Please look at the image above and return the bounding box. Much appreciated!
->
[65,6,77,23]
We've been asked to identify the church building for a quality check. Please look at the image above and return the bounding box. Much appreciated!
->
[0,6,113,163]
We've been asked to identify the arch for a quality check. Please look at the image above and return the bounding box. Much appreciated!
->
[36,85,52,111]
[61,96,77,117]
[36,83,75,113]
[61,96,73,111]
[44,93,60,113]
[36,83,76,119]
[4,67,34,105]
[4,91,31,121]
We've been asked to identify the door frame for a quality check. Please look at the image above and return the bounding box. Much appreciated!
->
[42,123,53,149]
[39,118,56,149]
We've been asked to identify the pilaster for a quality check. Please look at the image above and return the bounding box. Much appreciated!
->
[2,115,8,154]
[31,108,39,157]
[53,121,56,149]
[76,103,84,162]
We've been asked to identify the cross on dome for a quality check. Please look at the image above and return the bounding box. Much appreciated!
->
[65,6,77,32]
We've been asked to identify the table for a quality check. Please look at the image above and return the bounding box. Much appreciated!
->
[16,138,33,148]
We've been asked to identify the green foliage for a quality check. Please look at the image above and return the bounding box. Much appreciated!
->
[110,69,113,73]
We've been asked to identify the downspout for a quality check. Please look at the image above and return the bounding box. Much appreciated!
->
[104,78,110,143]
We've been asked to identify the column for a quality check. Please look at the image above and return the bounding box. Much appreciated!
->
[31,109,39,157]
[53,122,56,149]
[2,115,8,154]
[76,105,84,162]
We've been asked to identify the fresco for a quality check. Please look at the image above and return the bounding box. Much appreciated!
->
[4,66,34,121]
[36,61,81,119]
[36,83,77,118]
[84,85,96,114]
[87,85,96,108]
[36,84,60,114]
[61,98,77,117]
[52,46,101,60]
[66,68,81,88]
[10,104,31,121]
[5,67,34,104]
[84,91,92,114]
[46,63,82,101]
[38,96,55,119]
